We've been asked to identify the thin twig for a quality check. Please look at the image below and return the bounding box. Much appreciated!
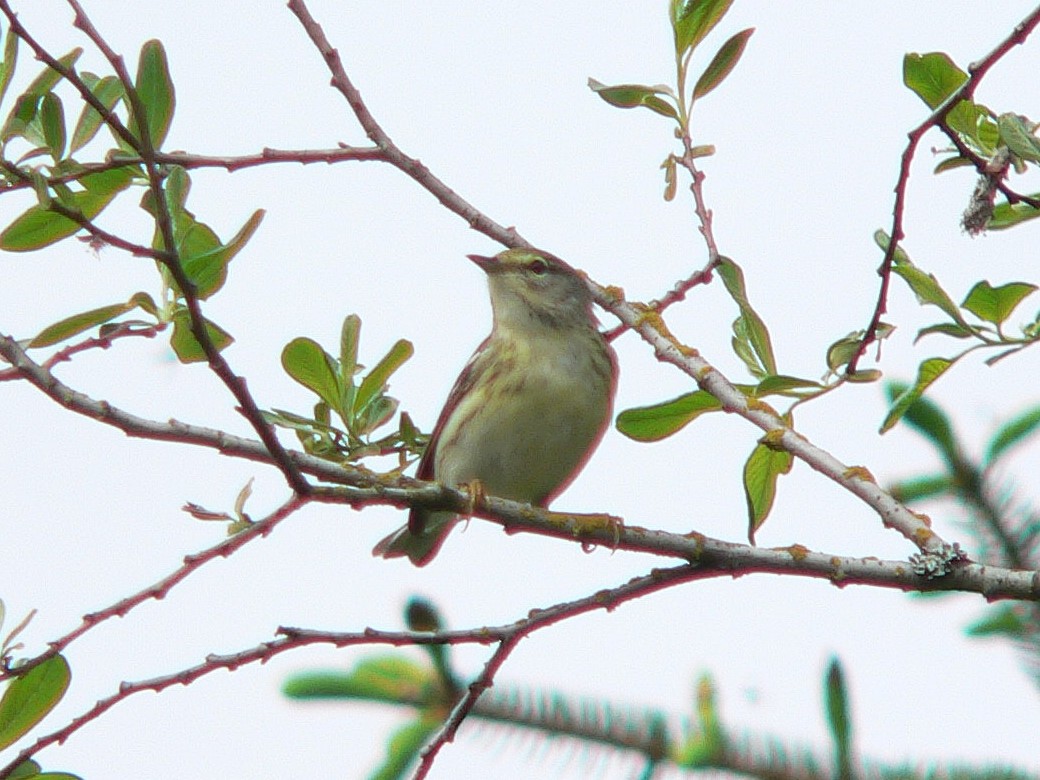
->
[64,0,311,494]
[0,494,307,680]
[846,4,1040,374]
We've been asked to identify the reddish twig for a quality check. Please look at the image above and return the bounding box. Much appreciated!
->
[0,494,307,681]
[846,5,1040,374]
[62,0,312,494]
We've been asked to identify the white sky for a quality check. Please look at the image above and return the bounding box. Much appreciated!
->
[3,1,1040,778]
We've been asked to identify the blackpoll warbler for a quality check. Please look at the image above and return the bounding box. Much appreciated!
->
[373,248,617,566]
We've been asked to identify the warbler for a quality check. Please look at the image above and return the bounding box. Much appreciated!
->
[372,248,617,566]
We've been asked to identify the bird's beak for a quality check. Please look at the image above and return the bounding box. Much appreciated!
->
[467,254,496,273]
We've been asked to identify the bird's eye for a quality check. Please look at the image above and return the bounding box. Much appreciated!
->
[529,258,549,275]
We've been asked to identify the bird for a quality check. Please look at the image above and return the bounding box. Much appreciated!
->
[372,247,617,565]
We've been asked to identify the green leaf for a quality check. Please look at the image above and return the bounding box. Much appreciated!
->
[0,166,134,251]
[7,760,42,779]
[965,605,1028,638]
[997,113,1040,163]
[888,474,954,503]
[934,155,974,174]
[373,717,440,780]
[29,300,140,348]
[755,375,823,396]
[182,208,264,300]
[616,390,723,442]
[0,26,19,107]
[692,28,754,101]
[281,337,342,411]
[38,92,65,161]
[169,307,233,363]
[130,39,175,148]
[671,0,733,58]
[340,314,361,379]
[717,257,776,376]
[877,230,967,327]
[988,197,1040,230]
[884,381,958,461]
[744,429,793,541]
[283,655,430,703]
[675,674,723,767]
[70,75,124,153]
[587,79,678,120]
[961,280,1037,325]
[880,358,953,434]
[0,655,71,751]
[902,52,966,109]
[24,48,82,98]
[824,657,853,779]
[984,405,1040,465]
[914,322,975,342]
[356,339,413,416]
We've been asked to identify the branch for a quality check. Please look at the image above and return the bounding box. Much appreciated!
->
[285,0,526,248]
[0,147,387,195]
[282,0,959,561]
[846,4,1040,374]
[3,334,1033,600]
[0,494,308,681]
[62,0,311,494]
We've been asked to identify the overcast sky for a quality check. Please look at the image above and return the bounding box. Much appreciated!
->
[3,2,1040,778]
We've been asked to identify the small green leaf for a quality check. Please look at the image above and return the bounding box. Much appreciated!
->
[826,333,862,373]
[997,113,1040,163]
[0,166,134,251]
[914,322,974,342]
[825,657,853,779]
[744,428,793,541]
[717,257,776,376]
[965,605,1028,638]
[587,79,678,120]
[181,208,264,300]
[880,358,953,433]
[962,280,1037,325]
[692,28,754,101]
[671,0,733,58]
[903,52,966,109]
[169,307,233,363]
[130,39,175,148]
[283,655,430,703]
[675,674,723,767]
[755,375,823,396]
[70,75,124,153]
[845,368,882,383]
[29,300,139,348]
[38,92,65,161]
[24,48,82,98]
[356,339,413,416]
[340,314,361,379]
[934,155,973,174]
[0,26,19,107]
[884,381,958,461]
[616,390,723,442]
[374,717,440,780]
[281,337,342,410]
[0,655,71,751]
[7,760,42,779]
[984,405,1040,465]
[988,197,1040,230]
[878,231,967,327]
[889,474,954,503]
